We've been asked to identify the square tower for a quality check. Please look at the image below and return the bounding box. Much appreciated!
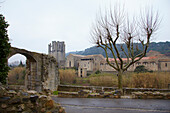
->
[48,41,65,67]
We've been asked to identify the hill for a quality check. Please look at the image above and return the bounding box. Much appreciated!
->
[66,41,170,58]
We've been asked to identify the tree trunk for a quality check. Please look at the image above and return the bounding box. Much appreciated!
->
[118,70,123,93]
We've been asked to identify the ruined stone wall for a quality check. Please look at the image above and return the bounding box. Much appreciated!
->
[8,47,59,92]
[40,54,59,91]
[0,84,66,113]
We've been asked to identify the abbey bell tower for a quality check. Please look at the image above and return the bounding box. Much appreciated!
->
[48,41,65,67]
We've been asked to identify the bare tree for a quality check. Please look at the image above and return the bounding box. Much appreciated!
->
[91,5,160,92]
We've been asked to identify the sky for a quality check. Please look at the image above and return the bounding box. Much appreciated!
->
[0,0,170,62]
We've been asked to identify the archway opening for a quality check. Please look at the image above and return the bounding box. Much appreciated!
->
[8,54,26,85]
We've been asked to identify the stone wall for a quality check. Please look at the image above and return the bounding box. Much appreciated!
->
[58,85,170,95]
[8,47,59,92]
[0,84,65,113]
[58,85,170,99]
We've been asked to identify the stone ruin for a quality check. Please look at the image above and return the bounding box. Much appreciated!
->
[0,83,66,113]
[8,47,60,92]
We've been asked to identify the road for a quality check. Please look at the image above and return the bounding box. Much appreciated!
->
[52,97,170,113]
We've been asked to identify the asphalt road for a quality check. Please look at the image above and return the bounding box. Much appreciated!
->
[52,97,170,113]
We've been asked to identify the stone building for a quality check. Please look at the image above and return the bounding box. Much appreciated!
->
[65,54,105,77]
[100,51,170,73]
[100,56,170,72]
[48,41,65,67]
[65,54,85,69]
[66,51,170,77]
[78,55,105,77]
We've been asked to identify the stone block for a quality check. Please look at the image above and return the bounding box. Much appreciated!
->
[30,95,39,103]
[9,98,21,104]
[0,96,10,103]
[1,103,7,109]
[45,100,54,109]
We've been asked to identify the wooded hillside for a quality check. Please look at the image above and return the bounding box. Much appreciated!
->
[67,41,170,58]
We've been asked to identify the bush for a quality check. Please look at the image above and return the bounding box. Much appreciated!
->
[53,91,58,95]
[59,69,77,84]
[95,70,101,74]
[134,65,148,73]
[129,72,170,88]
[8,67,26,85]
[89,73,117,87]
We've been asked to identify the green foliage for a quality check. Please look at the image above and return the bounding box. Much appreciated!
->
[95,70,101,74]
[134,65,148,73]
[53,91,58,95]
[0,14,10,84]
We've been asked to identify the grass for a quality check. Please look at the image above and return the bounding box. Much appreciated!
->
[59,69,77,84]
[89,73,117,87]
[59,69,170,89]
[53,91,58,95]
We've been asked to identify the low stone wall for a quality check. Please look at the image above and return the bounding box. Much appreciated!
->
[132,91,170,99]
[0,84,66,113]
[58,85,170,95]
[58,85,117,93]
[124,88,170,95]
[58,90,120,98]
[7,85,26,90]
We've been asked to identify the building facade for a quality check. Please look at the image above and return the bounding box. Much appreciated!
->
[65,54,85,69]
[66,51,170,77]
[78,54,105,77]
[48,41,65,67]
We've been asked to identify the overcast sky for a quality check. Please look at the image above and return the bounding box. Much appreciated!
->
[1,0,170,62]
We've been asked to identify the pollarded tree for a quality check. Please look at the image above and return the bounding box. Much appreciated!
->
[0,14,11,84]
[91,5,160,92]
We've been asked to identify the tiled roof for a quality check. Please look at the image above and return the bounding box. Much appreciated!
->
[105,56,158,62]
[69,54,85,57]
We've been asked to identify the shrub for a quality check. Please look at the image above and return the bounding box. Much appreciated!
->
[53,91,58,95]
[129,72,170,88]
[59,69,77,84]
[134,65,148,73]
[8,67,26,85]
[95,70,101,74]
[89,73,117,87]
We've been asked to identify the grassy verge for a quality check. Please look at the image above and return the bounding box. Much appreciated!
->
[59,69,170,89]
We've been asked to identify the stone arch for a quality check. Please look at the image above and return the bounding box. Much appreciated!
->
[7,47,59,92]
[8,47,36,62]
[8,47,38,90]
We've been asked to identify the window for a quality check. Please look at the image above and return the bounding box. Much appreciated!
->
[136,62,141,65]
[80,69,83,77]
[111,63,114,65]
[165,63,167,67]
[150,62,155,65]
[69,61,71,67]
[143,62,148,65]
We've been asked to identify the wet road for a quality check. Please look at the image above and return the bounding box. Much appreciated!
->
[52,97,170,113]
